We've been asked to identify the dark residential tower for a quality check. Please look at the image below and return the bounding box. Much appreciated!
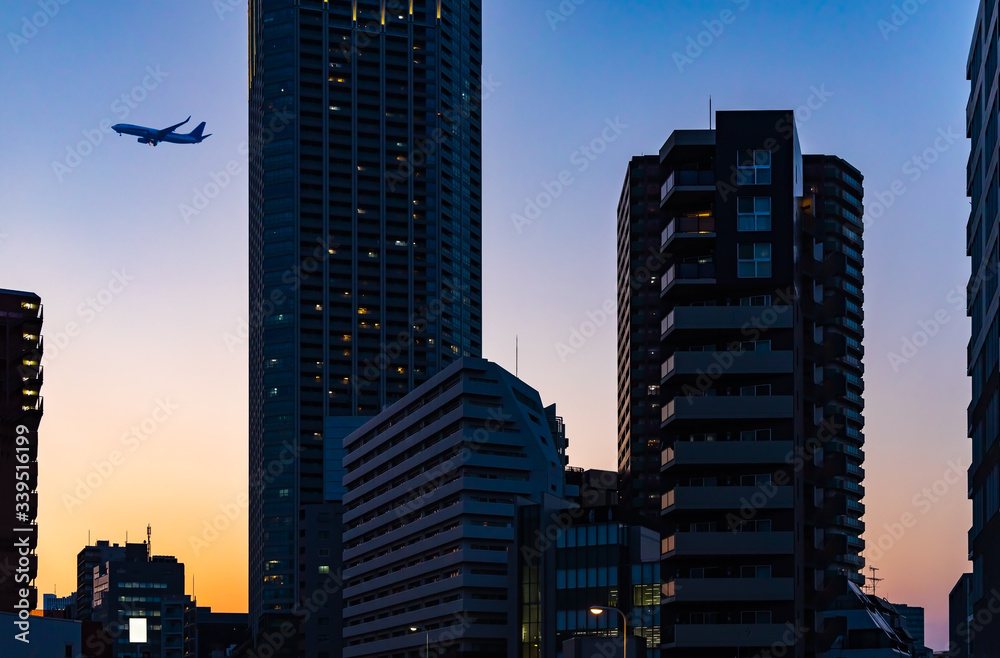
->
[617,111,865,657]
[617,155,666,522]
[0,289,42,615]
[966,3,1000,657]
[248,0,483,654]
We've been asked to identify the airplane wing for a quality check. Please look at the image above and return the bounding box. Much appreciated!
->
[154,116,191,141]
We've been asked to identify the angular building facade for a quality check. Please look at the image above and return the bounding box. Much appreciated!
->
[248,0,483,652]
[0,289,42,615]
[966,3,1000,657]
[616,111,865,657]
[340,357,566,658]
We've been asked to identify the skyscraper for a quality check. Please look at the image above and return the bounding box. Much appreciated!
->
[617,154,666,522]
[248,1,483,653]
[617,111,865,657]
[966,3,1000,657]
[0,289,43,616]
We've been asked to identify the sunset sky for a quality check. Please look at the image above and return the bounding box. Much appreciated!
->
[0,0,980,649]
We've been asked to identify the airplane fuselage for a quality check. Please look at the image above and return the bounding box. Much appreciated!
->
[112,124,201,145]
[111,117,210,146]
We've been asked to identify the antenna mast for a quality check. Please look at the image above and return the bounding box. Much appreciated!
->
[866,565,883,597]
[147,524,152,561]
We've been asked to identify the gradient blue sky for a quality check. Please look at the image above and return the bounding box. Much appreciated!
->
[0,0,979,649]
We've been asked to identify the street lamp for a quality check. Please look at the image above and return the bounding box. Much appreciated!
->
[589,606,627,657]
[409,625,429,657]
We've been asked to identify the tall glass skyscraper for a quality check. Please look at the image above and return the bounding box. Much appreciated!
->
[248,1,482,653]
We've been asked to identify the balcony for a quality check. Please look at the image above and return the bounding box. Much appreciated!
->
[661,305,792,337]
[661,263,716,293]
[663,531,794,556]
[662,216,716,250]
[661,169,715,205]
[665,485,793,511]
[663,577,794,602]
[663,440,794,469]
[662,395,794,424]
[661,350,793,382]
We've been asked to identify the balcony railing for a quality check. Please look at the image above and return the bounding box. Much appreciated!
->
[661,354,675,379]
[662,216,716,247]
[662,263,716,290]
[661,309,675,335]
[662,169,715,198]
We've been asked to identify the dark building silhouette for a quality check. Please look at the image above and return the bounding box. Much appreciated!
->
[0,289,42,615]
[77,541,129,622]
[617,155,666,522]
[617,111,865,657]
[966,4,1000,657]
[247,1,483,653]
[949,573,973,658]
[89,543,186,658]
[195,607,250,658]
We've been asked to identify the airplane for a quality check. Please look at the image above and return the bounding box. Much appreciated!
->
[111,116,211,146]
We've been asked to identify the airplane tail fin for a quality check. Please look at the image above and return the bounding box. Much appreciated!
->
[188,121,210,141]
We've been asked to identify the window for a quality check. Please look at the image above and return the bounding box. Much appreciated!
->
[741,474,773,486]
[740,295,772,306]
[738,243,772,278]
[740,429,772,442]
[740,384,771,396]
[740,340,771,352]
[690,612,719,624]
[741,565,772,578]
[738,197,772,230]
[737,150,772,184]
[741,610,773,624]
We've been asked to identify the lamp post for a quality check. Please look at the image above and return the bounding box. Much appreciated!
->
[409,626,429,657]
[589,606,627,657]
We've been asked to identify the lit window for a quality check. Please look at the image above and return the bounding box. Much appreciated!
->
[737,197,771,231]
[737,243,772,278]
[318,566,330,574]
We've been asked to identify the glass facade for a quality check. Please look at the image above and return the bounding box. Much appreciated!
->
[519,500,659,658]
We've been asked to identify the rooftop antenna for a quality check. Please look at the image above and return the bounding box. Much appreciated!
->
[515,335,518,377]
[709,95,712,129]
[147,524,151,562]
[866,565,883,597]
